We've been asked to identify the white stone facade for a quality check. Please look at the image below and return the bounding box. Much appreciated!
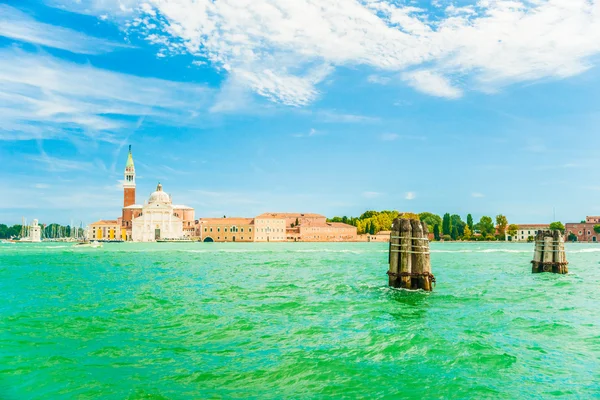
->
[131,183,186,242]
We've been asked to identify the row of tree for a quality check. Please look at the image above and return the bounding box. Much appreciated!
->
[328,211,566,241]
[0,224,84,239]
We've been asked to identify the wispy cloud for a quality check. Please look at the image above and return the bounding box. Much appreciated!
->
[402,70,462,99]
[405,192,415,200]
[315,110,380,124]
[29,154,95,172]
[472,192,485,198]
[292,128,321,138]
[362,191,382,199]
[0,4,131,54]
[47,0,600,104]
[0,48,212,142]
[367,75,391,85]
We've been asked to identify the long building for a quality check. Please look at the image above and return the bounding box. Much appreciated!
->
[197,218,255,242]
[505,224,550,242]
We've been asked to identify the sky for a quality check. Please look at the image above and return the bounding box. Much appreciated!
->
[1,0,600,225]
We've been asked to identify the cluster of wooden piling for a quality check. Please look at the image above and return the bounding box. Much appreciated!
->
[387,218,435,291]
[532,230,568,274]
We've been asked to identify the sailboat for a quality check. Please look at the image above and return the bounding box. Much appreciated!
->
[17,217,41,243]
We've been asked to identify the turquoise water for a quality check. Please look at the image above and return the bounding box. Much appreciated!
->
[1,242,599,399]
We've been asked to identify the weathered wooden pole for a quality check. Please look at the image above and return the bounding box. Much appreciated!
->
[388,217,434,291]
[388,220,401,287]
[532,231,543,273]
[399,219,413,289]
[542,234,554,272]
[531,230,568,274]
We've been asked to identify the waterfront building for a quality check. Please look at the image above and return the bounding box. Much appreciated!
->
[130,183,194,242]
[254,213,287,242]
[368,230,391,242]
[89,220,120,240]
[91,146,194,242]
[566,218,600,242]
[197,218,255,242]
[258,212,357,242]
[505,224,550,242]
[585,216,600,224]
[295,221,357,242]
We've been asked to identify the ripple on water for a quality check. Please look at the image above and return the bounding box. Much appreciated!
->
[1,242,600,398]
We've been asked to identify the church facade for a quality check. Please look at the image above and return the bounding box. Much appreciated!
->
[89,146,195,242]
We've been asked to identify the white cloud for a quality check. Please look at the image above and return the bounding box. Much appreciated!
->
[33,183,50,189]
[402,70,463,99]
[472,192,485,198]
[0,4,131,54]
[0,48,212,142]
[367,75,391,85]
[45,0,600,104]
[405,192,416,200]
[363,191,382,199]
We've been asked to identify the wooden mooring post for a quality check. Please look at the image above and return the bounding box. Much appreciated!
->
[387,218,435,291]
[531,230,568,274]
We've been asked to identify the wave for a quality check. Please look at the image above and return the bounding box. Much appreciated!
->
[569,248,600,253]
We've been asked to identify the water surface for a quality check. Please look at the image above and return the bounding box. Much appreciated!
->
[1,242,599,399]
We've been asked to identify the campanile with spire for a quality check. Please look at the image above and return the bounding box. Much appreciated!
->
[123,145,136,207]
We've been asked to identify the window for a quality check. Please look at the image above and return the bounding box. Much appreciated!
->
[249,228,252,232]
[241,228,244,232]
[204,228,207,232]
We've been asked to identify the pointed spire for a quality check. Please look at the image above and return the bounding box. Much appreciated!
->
[125,145,134,170]
[157,182,162,191]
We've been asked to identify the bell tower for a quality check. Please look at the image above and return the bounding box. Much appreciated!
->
[123,145,136,207]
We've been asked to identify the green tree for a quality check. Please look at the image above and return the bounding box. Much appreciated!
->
[594,225,600,234]
[369,221,376,235]
[549,221,565,233]
[508,224,519,238]
[478,216,495,237]
[295,217,299,226]
[568,232,578,242]
[442,213,452,236]
[463,225,472,240]
[360,210,379,220]
[419,212,442,230]
[467,214,474,231]
[433,224,441,241]
[496,214,508,239]
[451,226,458,240]
[0,224,8,239]
[451,214,466,237]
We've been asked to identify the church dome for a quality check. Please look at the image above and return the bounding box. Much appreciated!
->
[148,183,171,204]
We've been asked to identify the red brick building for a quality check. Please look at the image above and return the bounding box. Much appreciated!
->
[565,220,600,242]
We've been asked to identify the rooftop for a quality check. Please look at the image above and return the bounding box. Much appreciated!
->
[256,212,325,219]
[199,217,254,225]
[90,220,118,225]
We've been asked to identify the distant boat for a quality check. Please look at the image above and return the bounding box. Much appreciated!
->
[74,240,103,248]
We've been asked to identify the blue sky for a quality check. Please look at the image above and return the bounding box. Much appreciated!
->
[1,0,600,225]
